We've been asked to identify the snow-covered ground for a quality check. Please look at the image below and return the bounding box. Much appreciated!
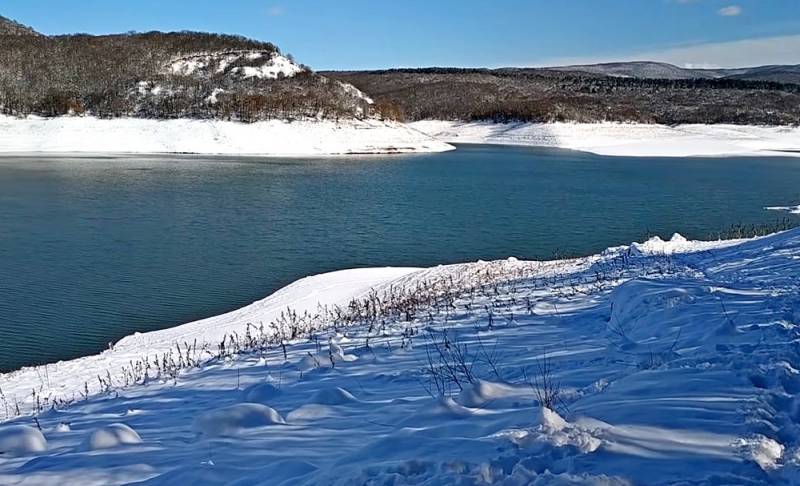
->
[411,120,800,158]
[0,116,454,156]
[168,51,304,80]
[769,204,800,215]
[2,228,800,484]
[4,115,798,158]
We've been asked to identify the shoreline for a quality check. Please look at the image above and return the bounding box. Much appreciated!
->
[3,116,800,158]
[0,266,420,416]
[0,233,746,419]
[0,116,455,156]
[409,120,800,158]
[2,229,798,482]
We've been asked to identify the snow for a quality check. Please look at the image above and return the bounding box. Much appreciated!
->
[767,204,800,215]
[310,387,358,405]
[0,266,419,419]
[84,423,142,450]
[168,51,303,80]
[205,87,225,104]
[499,407,603,454]
[242,383,282,403]
[336,80,374,104]
[230,55,303,80]
[0,426,47,456]
[4,115,797,158]
[0,116,455,156]
[738,435,785,471]
[192,404,285,437]
[1,229,800,483]
[410,120,800,158]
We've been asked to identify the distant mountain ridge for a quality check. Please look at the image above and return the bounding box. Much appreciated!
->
[548,61,800,85]
[724,64,800,84]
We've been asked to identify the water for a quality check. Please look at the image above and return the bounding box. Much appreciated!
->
[1,145,799,371]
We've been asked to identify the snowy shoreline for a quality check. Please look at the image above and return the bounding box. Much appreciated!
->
[2,229,800,483]
[0,233,744,418]
[3,116,800,158]
[410,120,800,158]
[0,116,454,156]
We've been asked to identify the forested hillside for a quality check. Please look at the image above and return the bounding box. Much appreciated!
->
[329,68,800,125]
[0,15,40,36]
[3,12,799,126]
[0,17,375,121]
[549,61,800,84]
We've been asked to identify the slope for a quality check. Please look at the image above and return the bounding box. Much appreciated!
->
[1,229,799,483]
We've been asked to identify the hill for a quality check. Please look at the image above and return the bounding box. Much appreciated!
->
[550,61,800,84]
[0,21,378,121]
[550,61,726,79]
[3,14,799,127]
[725,64,800,84]
[329,67,800,125]
[0,15,39,36]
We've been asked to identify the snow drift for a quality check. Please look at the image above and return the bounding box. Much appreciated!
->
[83,423,142,450]
[0,426,47,456]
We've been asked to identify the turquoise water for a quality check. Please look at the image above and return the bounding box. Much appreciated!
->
[1,145,798,371]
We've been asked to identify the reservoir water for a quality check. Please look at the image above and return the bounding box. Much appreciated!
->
[1,144,798,371]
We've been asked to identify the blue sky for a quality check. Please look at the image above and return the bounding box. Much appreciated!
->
[3,0,800,69]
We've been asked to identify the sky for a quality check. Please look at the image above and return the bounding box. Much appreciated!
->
[2,0,800,70]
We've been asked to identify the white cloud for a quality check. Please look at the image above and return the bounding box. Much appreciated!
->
[645,34,800,67]
[529,34,800,69]
[267,6,285,17]
[718,5,743,16]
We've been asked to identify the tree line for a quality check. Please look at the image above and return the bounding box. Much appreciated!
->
[329,68,800,125]
[0,31,376,121]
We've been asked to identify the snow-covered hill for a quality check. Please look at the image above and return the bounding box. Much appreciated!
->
[1,229,800,484]
[550,61,800,84]
[0,27,381,122]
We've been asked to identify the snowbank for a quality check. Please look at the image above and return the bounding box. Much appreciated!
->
[0,234,740,419]
[0,426,47,456]
[767,204,800,215]
[0,116,454,156]
[410,120,800,157]
[0,266,419,418]
[84,423,142,450]
[1,228,799,484]
[192,404,285,437]
[5,116,795,158]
